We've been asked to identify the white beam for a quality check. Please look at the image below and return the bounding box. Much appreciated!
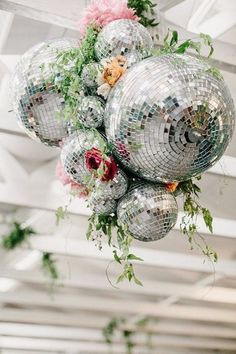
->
[1,321,236,341]
[1,334,236,352]
[1,308,236,343]
[0,10,14,53]
[1,268,236,305]
[0,0,78,30]
[1,291,236,324]
[27,236,236,277]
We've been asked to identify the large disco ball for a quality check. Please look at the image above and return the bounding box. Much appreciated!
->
[105,54,235,182]
[11,38,79,147]
[95,19,153,61]
[61,130,105,184]
[117,183,178,242]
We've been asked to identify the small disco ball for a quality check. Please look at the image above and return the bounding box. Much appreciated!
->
[105,54,235,182]
[93,169,128,200]
[89,196,117,215]
[61,130,105,184]
[81,62,102,89]
[77,96,104,128]
[11,38,79,147]
[95,19,153,61]
[117,183,178,242]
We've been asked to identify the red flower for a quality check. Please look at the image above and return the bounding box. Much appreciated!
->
[85,148,103,171]
[102,157,118,182]
[85,148,118,182]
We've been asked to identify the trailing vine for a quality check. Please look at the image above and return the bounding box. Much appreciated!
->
[1,221,60,284]
[103,316,152,354]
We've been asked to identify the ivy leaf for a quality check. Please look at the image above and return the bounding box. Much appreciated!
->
[127,254,143,262]
[113,250,122,264]
[200,33,214,58]
[202,208,213,233]
[134,276,143,287]
[117,273,125,283]
[170,31,178,47]
[55,206,67,225]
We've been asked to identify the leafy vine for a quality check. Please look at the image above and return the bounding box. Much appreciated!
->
[1,222,60,284]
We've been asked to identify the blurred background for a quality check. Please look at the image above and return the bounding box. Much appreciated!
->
[0,0,236,353]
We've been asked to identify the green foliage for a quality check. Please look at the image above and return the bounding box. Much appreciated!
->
[50,26,98,122]
[128,0,159,27]
[1,221,60,284]
[42,252,59,281]
[177,177,217,263]
[1,222,35,250]
[87,213,143,285]
[157,29,214,58]
[103,316,152,354]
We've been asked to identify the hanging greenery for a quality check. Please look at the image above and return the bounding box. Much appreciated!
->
[103,316,153,353]
[1,222,60,284]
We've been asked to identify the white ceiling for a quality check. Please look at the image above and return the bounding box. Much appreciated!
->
[0,0,236,353]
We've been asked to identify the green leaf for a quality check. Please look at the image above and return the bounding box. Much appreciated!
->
[200,33,214,57]
[134,276,143,286]
[116,273,125,283]
[170,31,178,47]
[2,222,35,250]
[202,208,213,233]
[113,250,122,264]
[55,206,67,225]
[127,254,143,262]
[41,252,59,281]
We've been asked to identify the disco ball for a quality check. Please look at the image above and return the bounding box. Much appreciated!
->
[61,130,105,184]
[77,96,104,128]
[117,183,178,242]
[11,38,79,147]
[89,195,117,215]
[81,62,102,89]
[93,169,128,200]
[95,19,153,61]
[105,54,235,182]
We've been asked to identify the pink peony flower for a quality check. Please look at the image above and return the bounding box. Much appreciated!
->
[56,160,89,198]
[79,0,139,36]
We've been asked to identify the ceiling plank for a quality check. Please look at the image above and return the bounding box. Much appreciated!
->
[1,268,236,305]
[1,291,236,324]
[1,321,236,340]
[1,334,236,352]
[0,0,78,30]
[25,236,236,277]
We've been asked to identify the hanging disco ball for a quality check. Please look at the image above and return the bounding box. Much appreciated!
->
[61,130,106,184]
[77,96,104,128]
[89,195,117,215]
[117,183,178,242]
[93,169,128,200]
[81,62,103,89]
[95,19,153,61]
[105,54,235,182]
[11,38,79,147]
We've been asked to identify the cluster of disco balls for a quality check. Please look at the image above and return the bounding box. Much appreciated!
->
[11,19,235,242]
